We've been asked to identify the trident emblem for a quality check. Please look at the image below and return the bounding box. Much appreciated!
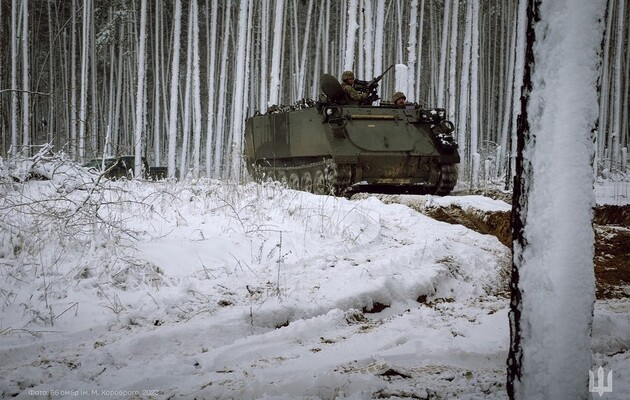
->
[589,366,613,397]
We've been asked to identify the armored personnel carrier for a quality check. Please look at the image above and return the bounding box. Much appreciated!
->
[244,73,459,196]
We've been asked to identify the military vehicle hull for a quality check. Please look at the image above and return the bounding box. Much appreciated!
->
[244,101,459,196]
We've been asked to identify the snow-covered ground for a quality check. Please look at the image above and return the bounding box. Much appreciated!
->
[0,178,628,399]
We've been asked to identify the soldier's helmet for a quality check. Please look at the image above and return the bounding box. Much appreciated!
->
[392,92,406,103]
[341,71,355,81]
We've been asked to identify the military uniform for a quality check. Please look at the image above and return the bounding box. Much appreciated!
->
[340,71,370,102]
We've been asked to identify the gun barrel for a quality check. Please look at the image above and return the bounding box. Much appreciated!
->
[368,64,395,88]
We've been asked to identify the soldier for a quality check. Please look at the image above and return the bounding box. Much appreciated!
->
[340,71,371,103]
[392,91,407,106]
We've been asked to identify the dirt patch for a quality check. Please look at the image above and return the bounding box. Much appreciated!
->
[426,202,630,300]
[360,194,629,299]
[423,206,512,248]
[594,225,630,298]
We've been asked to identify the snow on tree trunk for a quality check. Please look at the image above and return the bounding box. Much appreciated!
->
[597,0,615,165]
[213,4,232,178]
[191,0,202,179]
[205,0,219,177]
[508,0,528,188]
[21,0,29,154]
[498,1,516,183]
[436,0,451,106]
[258,0,269,111]
[447,0,459,124]
[134,0,147,178]
[268,0,285,106]
[414,0,425,103]
[469,0,480,182]
[457,0,473,180]
[167,0,182,179]
[610,0,626,170]
[406,0,418,102]
[343,0,359,72]
[310,3,325,99]
[179,3,194,180]
[78,0,91,160]
[508,0,604,398]
[363,0,373,80]
[373,0,385,82]
[228,0,250,181]
[152,0,162,167]
[10,0,18,156]
[394,64,408,95]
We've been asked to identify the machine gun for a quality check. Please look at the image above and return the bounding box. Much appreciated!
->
[354,64,395,101]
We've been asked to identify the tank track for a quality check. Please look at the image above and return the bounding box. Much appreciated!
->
[435,164,458,195]
[254,160,457,197]
[254,159,351,195]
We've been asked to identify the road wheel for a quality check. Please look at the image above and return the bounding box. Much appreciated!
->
[288,172,300,190]
[313,170,326,194]
[301,171,313,193]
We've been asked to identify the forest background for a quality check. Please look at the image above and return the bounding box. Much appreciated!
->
[0,0,628,184]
